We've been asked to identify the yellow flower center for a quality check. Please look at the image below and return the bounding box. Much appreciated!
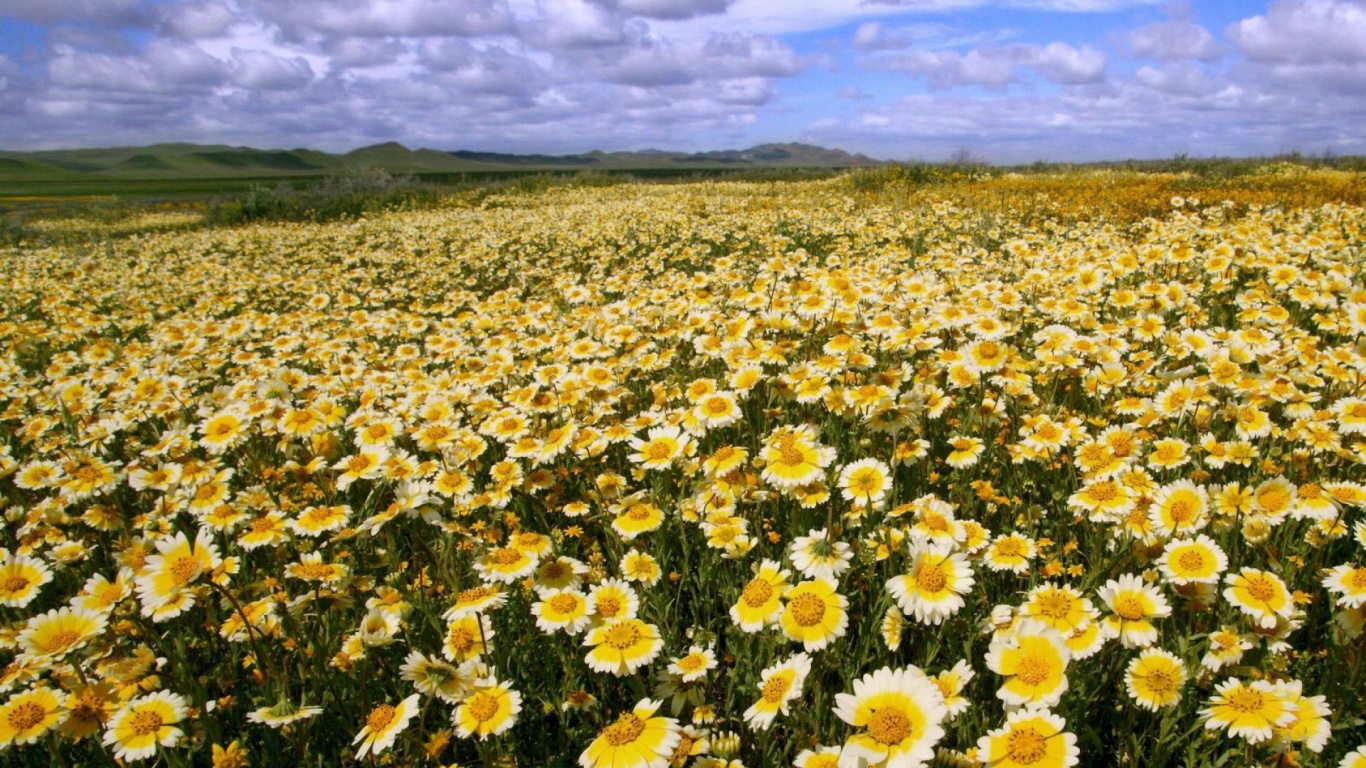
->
[1245,576,1276,602]
[604,622,641,649]
[489,548,521,566]
[625,504,653,522]
[7,701,46,731]
[466,693,499,722]
[595,596,622,617]
[705,398,730,415]
[366,705,396,732]
[457,586,495,605]
[1006,727,1048,764]
[788,593,826,627]
[1035,592,1073,620]
[1088,482,1118,502]
[915,562,947,593]
[209,420,237,438]
[677,654,707,672]
[1176,550,1207,573]
[741,578,774,607]
[447,627,475,653]
[867,708,912,745]
[1226,688,1265,714]
[1167,498,1195,524]
[547,594,580,614]
[1113,594,1147,621]
[849,469,881,494]
[129,709,164,736]
[995,539,1024,557]
[602,713,646,746]
[1144,668,1177,693]
[295,562,334,581]
[1016,654,1052,686]
[169,555,199,586]
[249,516,274,534]
[40,629,82,654]
[761,675,792,703]
[647,442,675,461]
[1349,569,1366,591]
[2,574,31,593]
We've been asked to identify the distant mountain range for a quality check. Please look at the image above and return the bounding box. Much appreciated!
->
[0,141,880,182]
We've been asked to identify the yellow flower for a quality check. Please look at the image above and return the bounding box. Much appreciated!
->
[1157,535,1228,585]
[986,620,1071,708]
[1200,678,1292,744]
[1125,648,1187,710]
[579,698,680,768]
[834,666,948,768]
[759,424,835,491]
[135,530,220,622]
[1223,568,1292,629]
[742,652,810,730]
[0,687,66,747]
[886,542,975,626]
[443,615,494,662]
[212,739,250,768]
[0,554,53,608]
[354,694,420,759]
[532,589,591,635]
[584,618,663,676]
[730,560,790,632]
[1097,574,1170,648]
[453,678,521,741]
[17,606,108,659]
[779,578,848,652]
[612,500,665,540]
[102,691,189,761]
[977,709,1078,768]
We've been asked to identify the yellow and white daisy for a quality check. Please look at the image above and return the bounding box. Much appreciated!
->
[1223,568,1292,629]
[584,618,663,676]
[17,606,108,659]
[0,554,53,608]
[102,691,189,761]
[985,620,1071,709]
[0,686,66,747]
[1125,648,1187,710]
[886,542,975,626]
[453,677,521,741]
[976,708,1078,768]
[579,698,679,768]
[780,578,848,652]
[1200,678,1292,744]
[1157,535,1228,586]
[1097,574,1170,648]
[833,665,947,768]
[742,652,810,731]
[838,458,892,508]
[532,589,592,635]
[353,694,419,759]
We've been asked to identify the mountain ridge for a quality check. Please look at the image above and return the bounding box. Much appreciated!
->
[0,141,881,182]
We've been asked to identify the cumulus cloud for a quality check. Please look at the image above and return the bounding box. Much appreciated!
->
[599,0,734,20]
[1124,18,1222,61]
[251,0,516,38]
[0,0,145,25]
[864,41,1106,87]
[230,48,315,90]
[1226,0,1366,64]
[160,1,238,39]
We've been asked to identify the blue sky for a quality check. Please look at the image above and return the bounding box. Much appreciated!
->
[1,0,1363,161]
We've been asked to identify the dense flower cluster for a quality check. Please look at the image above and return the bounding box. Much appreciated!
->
[1,173,1365,767]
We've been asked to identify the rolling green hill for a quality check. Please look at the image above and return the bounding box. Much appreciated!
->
[0,141,880,189]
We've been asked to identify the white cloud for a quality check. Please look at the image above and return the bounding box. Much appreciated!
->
[1125,18,1222,61]
[0,0,143,24]
[230,48,315,90]
[251,0,516,38]
[864,41,1105,87]
[1227,0,1366,65]
[161,1,238,39]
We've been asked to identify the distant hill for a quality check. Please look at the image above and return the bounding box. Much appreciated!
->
[0,141,880,184]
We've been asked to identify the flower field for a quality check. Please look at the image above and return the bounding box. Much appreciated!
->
[2,168,1366,767]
